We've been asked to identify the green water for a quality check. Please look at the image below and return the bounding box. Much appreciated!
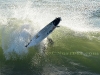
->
[0,27,100,75]
[46,27,100,73]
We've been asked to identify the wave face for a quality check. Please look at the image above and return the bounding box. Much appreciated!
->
[0,0,100,75]
[0,0,100,59]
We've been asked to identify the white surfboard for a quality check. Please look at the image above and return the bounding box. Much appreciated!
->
[25,17,61,48]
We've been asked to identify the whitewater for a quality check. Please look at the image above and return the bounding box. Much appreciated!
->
[0,0,100,75]
[0,0,100,59]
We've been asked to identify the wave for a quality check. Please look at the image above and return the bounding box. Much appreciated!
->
[0,0,100,59]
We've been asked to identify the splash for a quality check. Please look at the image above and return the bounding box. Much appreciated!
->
[0,1,51,59]
[0,0,100,59]
[1,19,33,59]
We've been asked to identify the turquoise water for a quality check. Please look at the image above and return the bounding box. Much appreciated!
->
[0,0,100,75]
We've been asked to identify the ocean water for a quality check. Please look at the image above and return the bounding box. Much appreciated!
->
[0,0,100,75]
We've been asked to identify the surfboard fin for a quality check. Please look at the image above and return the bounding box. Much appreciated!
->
[57,26,60,27]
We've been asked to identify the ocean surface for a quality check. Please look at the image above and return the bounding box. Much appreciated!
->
[0,0,100,75]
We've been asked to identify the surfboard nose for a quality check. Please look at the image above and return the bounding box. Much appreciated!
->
[53,17,61,26]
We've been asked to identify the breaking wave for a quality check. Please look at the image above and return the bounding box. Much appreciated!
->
[0,0,100,60]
